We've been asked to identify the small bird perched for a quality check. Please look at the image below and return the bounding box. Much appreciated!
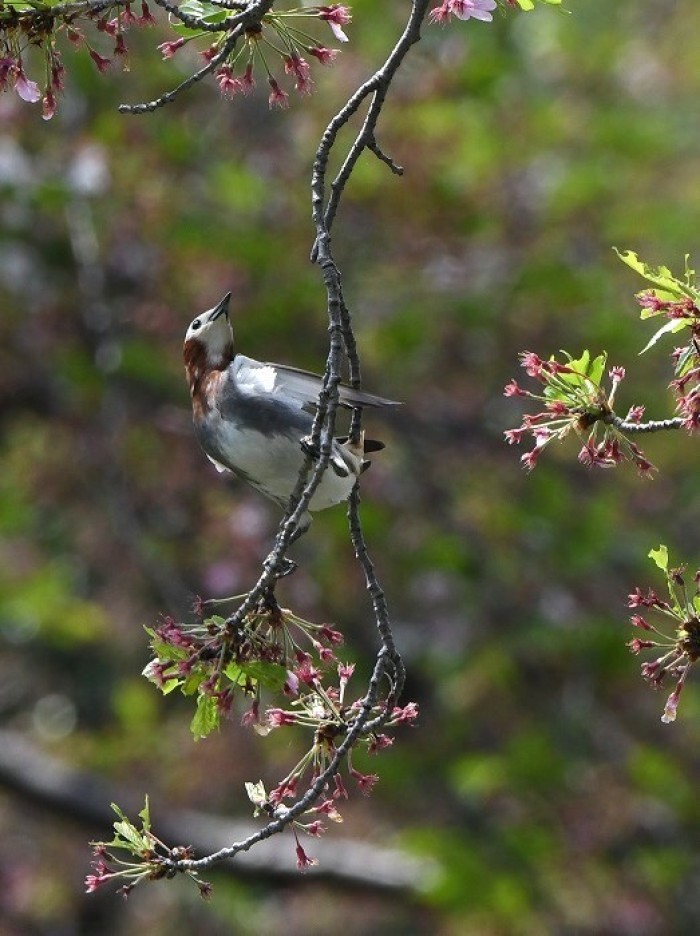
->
[183,293,399,534]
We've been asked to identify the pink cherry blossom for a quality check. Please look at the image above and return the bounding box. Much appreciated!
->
[431,0,497,23]
[15,70,41,103]
[268,77,289,109]
[240,63,256,95]
[157,38,185,60]
[318,4,352,43]
[308,46,339,66]
[216,65,242,98]
[451,0,497,21]
[88,49,112,73]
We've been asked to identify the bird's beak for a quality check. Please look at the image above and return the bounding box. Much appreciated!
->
[209,292,231,323]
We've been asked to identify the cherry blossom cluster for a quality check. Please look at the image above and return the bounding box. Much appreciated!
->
[504,350,655,475]
[504,252,700,473]
[429,0,561,24]
[0,0,569,119]
[506,253,700,726]
[162,4,350,109]
[0,45,61,118]
[246,669,418,871]
[635,291,700,432]
[617,248,700,430]
[100,622,418,888]
[0,2,350,117]
[142,595,349,739]
[430,0,497,24]
[0,1,161,118]
[86,799,212,899]
[627,547,700,724]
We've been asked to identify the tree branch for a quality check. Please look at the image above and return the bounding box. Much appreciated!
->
[312,0,430,255]
[171,1,431,874]
[609,414,685,433]
[0,730,436,893]
[149,0,273,33]
[119,28,242,114]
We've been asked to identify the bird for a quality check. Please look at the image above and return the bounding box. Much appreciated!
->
[183,292,399,538]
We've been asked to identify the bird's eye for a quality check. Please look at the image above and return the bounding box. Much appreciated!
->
[191,319,201,331]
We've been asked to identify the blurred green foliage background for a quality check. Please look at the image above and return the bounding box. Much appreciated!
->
[2,1,700,932]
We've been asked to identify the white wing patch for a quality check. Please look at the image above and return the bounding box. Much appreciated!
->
[238,363,277,395]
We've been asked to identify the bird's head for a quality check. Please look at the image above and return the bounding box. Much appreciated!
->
[183,292,234,374]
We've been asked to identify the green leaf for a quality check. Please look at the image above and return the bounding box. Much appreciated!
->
[114,820,148,853]
[3,0,46,8]
[181,669,206,696]
[144,626,191,664]
[515,0,535,9]
[648,545,669,572]
[244,780,267,816]
[111,802,128,822]
[224,662,252,688]
[587,352,607,388]
[180,0,227,19]
[171,0,229,35]
[639,317,689,355]
[190,692,220,740]
[562,349,590,374]
[240,660,289,692]
[676,344,697,377]
[138,796,151,834]
[161,675,182,695]
[547,350,607,396]
[614,248,695,300]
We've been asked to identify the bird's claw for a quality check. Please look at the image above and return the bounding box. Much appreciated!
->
[300,435,320,460]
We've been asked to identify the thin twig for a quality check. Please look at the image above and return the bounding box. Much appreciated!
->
[149,0,272,33]
[313,0,430,249]
[367,135,404,175]
[119,28,241,114]
[5,0,120,20]
[347,486,406,706]
[609,414,685,433]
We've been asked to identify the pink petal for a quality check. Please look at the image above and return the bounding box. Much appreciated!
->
[15,73,41,103]
[329,22,349,42]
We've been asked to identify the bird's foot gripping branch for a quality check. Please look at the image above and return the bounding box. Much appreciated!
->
[505,250,700,722]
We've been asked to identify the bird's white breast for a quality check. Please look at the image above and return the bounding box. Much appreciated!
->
[200,409,356,512]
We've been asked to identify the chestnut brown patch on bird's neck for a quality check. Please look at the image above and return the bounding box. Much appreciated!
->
[183,338,233,417]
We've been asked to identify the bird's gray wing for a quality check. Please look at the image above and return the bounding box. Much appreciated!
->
[261,361,401,411]
[223,356,312,436]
